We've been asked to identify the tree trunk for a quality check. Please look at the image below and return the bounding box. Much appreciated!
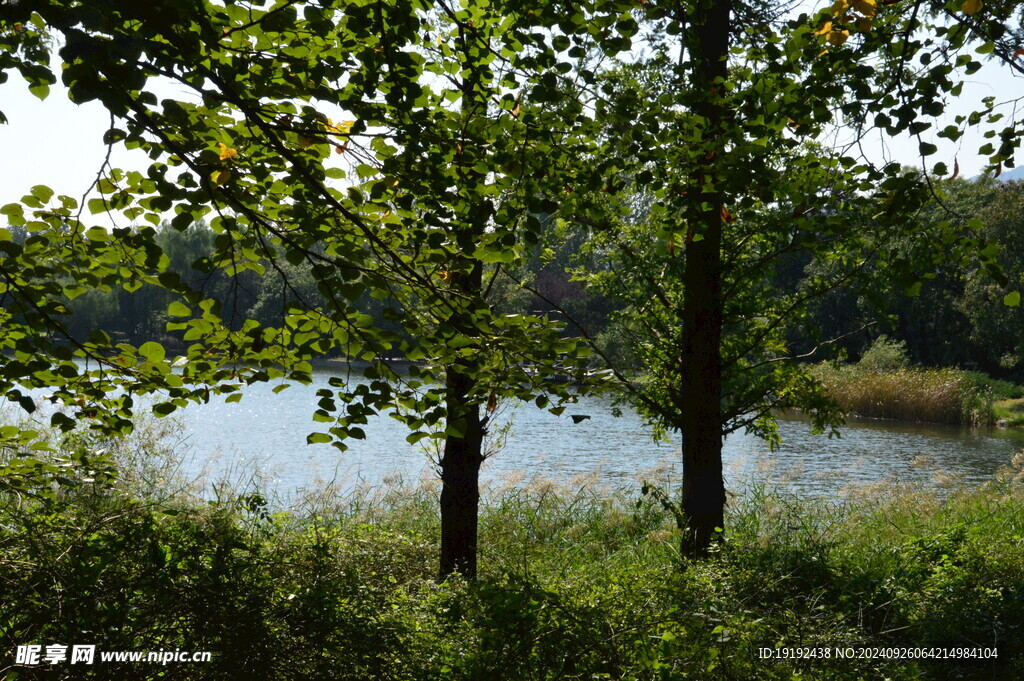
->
[436,227,486,582]
[439,364,485,579]
[435,24,492,578]
[680,0,730,558]
[437,231,486,579]
[438,26,489,580]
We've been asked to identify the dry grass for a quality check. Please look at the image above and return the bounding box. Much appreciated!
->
[812,364,995,426]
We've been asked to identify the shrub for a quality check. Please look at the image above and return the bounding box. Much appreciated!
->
[858,335,911,372]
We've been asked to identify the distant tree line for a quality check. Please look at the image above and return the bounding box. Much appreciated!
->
[790,178,1024,380]
[532,176,1024,381]
[5,177,1022,380]
[4,220,409,354]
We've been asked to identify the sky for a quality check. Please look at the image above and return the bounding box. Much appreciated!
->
[0,72,159,228]
[0,19,1021,227]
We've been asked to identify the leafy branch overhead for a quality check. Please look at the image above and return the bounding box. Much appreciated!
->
[0,0,635,446]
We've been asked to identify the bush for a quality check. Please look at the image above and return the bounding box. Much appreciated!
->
[858,335,911,372]
[962,371,1024,400]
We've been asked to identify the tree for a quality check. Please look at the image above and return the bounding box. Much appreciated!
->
[0,0,616,578]
[952,179,1024,376]
[541,0,1024,556]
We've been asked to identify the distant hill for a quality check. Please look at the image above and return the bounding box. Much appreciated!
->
[999,166,1024,182]
[973,165,1024,182]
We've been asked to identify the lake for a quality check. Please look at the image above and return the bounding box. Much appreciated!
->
[162,365,1024,499]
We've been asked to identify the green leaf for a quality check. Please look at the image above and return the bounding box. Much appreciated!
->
[14,394,36,414]
[153,403,177,417]
[307,432,333,444]
[29,83,50,100]
[88,197,109,215]
[86,226,110,241]
[139,342,166,362]
[1,203,25,221]
[51,412,76,430]
[168,301,192,317]
[30,185,54,203]
[1003,291,1020,307]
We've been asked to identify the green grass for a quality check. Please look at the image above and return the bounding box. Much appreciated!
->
[962,371,1024,401]
[994,397,1024,427]
[2,419,1024,679]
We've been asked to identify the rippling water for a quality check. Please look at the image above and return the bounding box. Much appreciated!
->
[164,366,1024,498]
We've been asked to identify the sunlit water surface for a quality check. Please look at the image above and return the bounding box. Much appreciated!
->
[153,367,1024,499]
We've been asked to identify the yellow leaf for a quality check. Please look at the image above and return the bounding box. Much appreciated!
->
[211,170,230,186]
[831,0,850,15]
[856,16,872,31]
[325,119,356,135]
[816,21,833,35]
[851,0,876,16]
[962,0,982,14]
[827,29,850,45]
[217,142,237,161]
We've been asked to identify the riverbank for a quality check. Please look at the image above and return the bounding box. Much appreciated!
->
[2,425,1022,680]
[994,396,1024,428]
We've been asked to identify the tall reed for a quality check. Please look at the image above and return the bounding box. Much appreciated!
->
[812,364,995,426]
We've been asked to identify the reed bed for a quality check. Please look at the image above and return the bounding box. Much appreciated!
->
[812,364,996,426]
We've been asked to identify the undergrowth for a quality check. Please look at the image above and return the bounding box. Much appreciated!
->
[1,419,1023,680]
